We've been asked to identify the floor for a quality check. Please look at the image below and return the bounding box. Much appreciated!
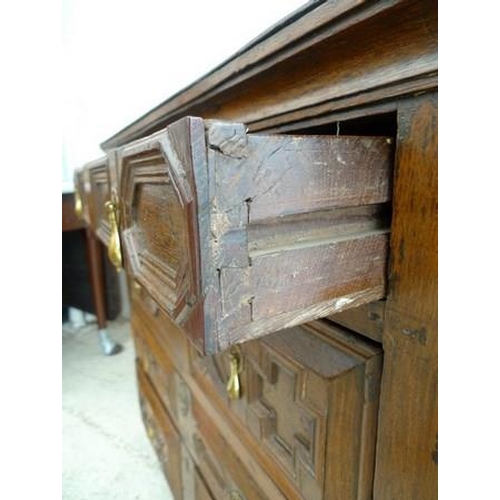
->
[62,317,174,500]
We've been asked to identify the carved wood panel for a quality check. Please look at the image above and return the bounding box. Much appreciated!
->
[189,320,382,500]
[130,278,193,377]
[174,366,285,500]
[119,120,202,338]
[244,325,341,500]
[373,93,438,500]
[244,347,325,500]
[138,346,276,500]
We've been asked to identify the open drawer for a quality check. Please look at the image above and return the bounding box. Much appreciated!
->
[118,116,392,353]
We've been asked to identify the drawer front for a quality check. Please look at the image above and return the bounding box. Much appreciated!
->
[119,121,202,348]
[118,116,392,354]
[133,318,178,423]
[189,320,382,500]
[137,361,183,500]
[74,168,91,227]
[136,328,288,500]
[132,283,381,500]
[87,158,112,244]
[176,369,288,500]
[130,278,192,377]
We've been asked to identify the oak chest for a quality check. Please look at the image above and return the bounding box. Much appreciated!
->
[76,1,437,499]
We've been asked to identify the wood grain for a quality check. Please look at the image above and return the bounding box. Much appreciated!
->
[179,445,219,500]
[249,234,388,320]
[324,356,382,500]
[118,116,392,353]
[133,299,382,500]
[118,118,204,344]
[249,73,436,134]
[132,316,178,424]
[130,280,192,378]
[327,300,385,343]
[190,394,287,500]
[136,361,184,500]
[188,320,382,500]
[373,93,437,500]
[205,121,393,351]
[136,331,290,500]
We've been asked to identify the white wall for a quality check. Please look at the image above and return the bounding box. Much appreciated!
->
[62,0,306,190]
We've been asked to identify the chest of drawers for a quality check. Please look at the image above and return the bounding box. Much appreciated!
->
[76,1,437,498]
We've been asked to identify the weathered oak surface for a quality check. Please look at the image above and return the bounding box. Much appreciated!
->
[373,93,438,500]
[134,300,382,500]
[137,361,184,500]
[327,300,385,343]
[119,116,392,353]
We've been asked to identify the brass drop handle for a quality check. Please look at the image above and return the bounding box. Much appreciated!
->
[226,351,242,400]
[146,423,155,440]
[105,199,123,271]
[74,190,83,218]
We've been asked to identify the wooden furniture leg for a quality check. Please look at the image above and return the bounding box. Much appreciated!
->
[85,227,122,355]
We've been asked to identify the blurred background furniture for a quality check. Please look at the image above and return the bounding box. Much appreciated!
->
[62,191,122,355]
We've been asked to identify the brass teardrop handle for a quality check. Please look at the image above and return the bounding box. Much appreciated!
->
[105,199,123,271]
[226,351,242,400]
[74,190,83,218]
[146,423,155,440]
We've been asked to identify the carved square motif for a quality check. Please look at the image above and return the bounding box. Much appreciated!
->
[246,353,322,486]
